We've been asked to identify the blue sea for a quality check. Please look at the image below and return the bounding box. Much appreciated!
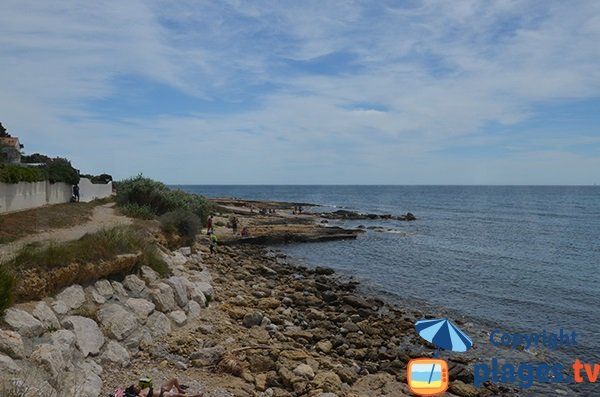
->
[178,185,600,391]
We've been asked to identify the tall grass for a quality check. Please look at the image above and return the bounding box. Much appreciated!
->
[11,227,143,270]
[0,226,169,314]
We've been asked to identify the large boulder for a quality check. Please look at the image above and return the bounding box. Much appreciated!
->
[150,282,177,312]
[140,265,160,284]
[165,277,189,308]
[32,301,61,330]
[97,303,138,341]
[0,353,20,373]
[62,316,104,357]
[126,298,155,322]
[123,274,148,298]
[95,279,114,297]
[3,308,44,337]
[146,312,172,338]
[30,343,68,378]
[55,285,86,310]
[86,286,106,305]
[0,330,25,359]
[100,340,130,367]
[60,360,103,397]
[51,329,77,363]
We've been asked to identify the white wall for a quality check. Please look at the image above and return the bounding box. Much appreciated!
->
[0,181,48,213]
[0,178,112,214]
[78,178,112,203]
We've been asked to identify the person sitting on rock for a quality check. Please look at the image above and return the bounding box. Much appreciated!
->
[126,378,202,397]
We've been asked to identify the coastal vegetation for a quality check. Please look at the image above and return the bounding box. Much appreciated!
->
[159,209,202,246]
[116,175,210,244]
[1,156,80,185]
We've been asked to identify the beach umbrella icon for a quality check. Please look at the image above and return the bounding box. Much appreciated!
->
[415,318,473,352]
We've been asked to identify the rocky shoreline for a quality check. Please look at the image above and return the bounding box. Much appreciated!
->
[0,199,525,397]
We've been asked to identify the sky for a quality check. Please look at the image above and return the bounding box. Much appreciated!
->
[1,0,600,185]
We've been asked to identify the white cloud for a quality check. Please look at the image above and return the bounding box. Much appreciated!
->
[1,0,599,183]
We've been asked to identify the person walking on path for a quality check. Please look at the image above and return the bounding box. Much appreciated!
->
[72,184,80,202]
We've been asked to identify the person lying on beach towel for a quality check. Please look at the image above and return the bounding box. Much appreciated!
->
[125,378,202,397]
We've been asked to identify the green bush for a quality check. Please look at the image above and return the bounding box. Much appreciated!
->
[120,203,155,219]
[0,164,46,183]
[116,175,210,223]
[116,175,174,215]
[47,158,79,185]
[81,173,113,184]
[0,264,16,316]
[160,209,202,245]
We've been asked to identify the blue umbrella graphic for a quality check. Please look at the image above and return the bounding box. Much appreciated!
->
[415,318,473,384]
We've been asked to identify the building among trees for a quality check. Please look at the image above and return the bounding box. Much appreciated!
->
[0,122,23,164]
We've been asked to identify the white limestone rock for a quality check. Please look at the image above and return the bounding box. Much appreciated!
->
[96,303,138,341]
[111,281,129,297]
[0,353,20,373]
[3,308,44,337]
[33,301,61,330]
[61,316,104,357]
[126,298,155,322]
[100,340,130,367]
[123,274,147,298]
[0,329,25,359]
[165,276,189,308]
[95,279,114,297]
[85,286,106,305]
[185,300,202,320]
[146,312,172,338]
[168,310,187,326]
[140,265,160,284]
[149,282,177,312]
[30,343,67,378]
[55,285,85,310]
[50,300,69,315]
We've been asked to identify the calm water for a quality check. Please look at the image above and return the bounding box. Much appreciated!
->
[178,185,600,363]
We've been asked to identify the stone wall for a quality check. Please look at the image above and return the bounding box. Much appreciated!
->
[0,247,212,397]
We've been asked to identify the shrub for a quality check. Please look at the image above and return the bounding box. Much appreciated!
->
[47,157,79,185]
[120,203,155,219]
[116,175,210,223]
[160,209,201,245]
[0,164,46,183]
[80,173,113,184]
[116,175,174,215]
[0,264,16,316]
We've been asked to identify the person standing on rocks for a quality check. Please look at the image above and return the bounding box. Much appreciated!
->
[209,232,218,254]
[206,215,213,235]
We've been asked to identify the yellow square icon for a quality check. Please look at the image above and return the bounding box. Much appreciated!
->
[407,358,449,396]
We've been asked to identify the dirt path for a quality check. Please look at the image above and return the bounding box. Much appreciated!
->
[0,202,132,262]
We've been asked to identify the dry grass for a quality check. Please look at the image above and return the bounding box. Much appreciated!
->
[0,225,169,310]
[0,200,104,243]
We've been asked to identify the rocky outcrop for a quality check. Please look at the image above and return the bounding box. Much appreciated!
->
[320,210,417,221]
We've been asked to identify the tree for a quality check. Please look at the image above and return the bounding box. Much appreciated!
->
[0,122,8,138]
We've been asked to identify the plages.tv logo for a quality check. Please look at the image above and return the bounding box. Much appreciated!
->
[408,318,473,396]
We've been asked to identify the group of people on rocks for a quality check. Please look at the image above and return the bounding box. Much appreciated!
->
[205,215,250,255]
